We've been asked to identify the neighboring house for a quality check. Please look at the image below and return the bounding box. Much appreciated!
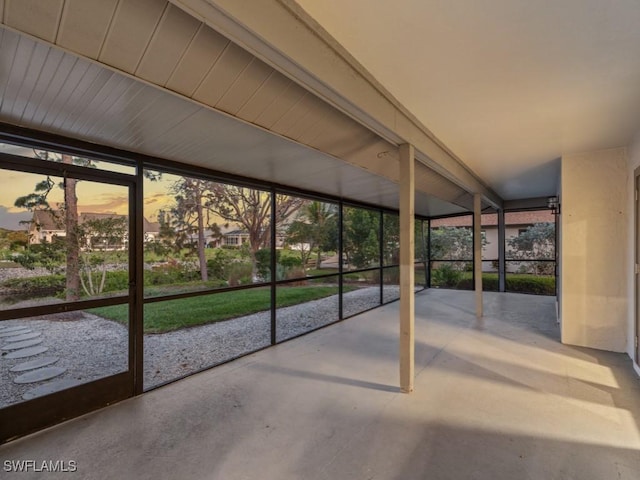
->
[221,228,287,248]
[29,210,160,249]
[430,210,555,272]
[143,217,161,243]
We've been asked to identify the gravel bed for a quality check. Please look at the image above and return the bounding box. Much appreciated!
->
[0,266,52,284]
[1,286,398,406]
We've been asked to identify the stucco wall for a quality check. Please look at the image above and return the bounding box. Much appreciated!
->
[627,132,640,374]
[561,148,628,352]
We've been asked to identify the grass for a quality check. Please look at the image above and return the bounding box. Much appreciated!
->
[89,284,348,333]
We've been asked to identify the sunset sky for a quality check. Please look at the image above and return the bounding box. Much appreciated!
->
[0,163,175,230]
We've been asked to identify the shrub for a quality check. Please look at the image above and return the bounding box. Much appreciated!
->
[432,264,462,287]
[506,275,555,295]
[206,249,232,280]
[455,273,554,295]
[280,255,302,268]
[255,248,283,280]
[226,263,253,286]
[145,260,200,285]
[1,275,65,295]
[102,270,130,292]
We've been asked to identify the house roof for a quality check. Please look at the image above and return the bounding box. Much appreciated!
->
[32,210,160,233]
[32,210,63,231]
[431,210,554,228]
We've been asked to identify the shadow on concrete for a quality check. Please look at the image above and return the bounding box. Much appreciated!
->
[250,363,398,393]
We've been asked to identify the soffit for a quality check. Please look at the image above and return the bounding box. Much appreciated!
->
[0,0,481,215]
[294,0,640,199]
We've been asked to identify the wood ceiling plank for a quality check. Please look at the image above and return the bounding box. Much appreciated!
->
[215,58,274,116]
[271,92,316,137]
[42,60,93,129]
[14,42,58,122]
[135,4,201,86]
[20,46,66,124]
[98,0,166,74]
[0,30,27,117]
[59,66,116,132]
[165,24,229,97]
[30,53,79,128]
[4,0,64,43]
[282,95,331,142]
[192,42,254,106]
[56,0,118,59]
[253,81,306,129]
[235,72,291,123]
[72,74,133,136]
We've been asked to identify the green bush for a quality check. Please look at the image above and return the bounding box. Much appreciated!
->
[506,275,555,295]
[280,255,302,268]
[206,249,232,280]
[431,264,462,287]
[102,270,130,292]
[454,273,554,295]
[1,274,65,295]
[255,248,284,280]
[145,262,200,285]
[225,262,253,286]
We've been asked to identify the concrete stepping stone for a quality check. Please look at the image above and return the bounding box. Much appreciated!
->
[4,331,41,342]
[0,329,31,338]
[3,346,48,359]
[10,357,59,372]
[14,367,67,384]
[22,379,83,401]
[2,325,29,333]
[0,326,31,333]
[1,338,43,350]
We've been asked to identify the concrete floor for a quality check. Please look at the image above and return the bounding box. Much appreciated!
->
[1,289,639,479]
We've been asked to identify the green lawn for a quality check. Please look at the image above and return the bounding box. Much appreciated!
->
[90,285,346,333]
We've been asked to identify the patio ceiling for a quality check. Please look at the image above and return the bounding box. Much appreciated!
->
[0,0,487,217]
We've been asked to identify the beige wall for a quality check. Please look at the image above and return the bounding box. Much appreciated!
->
[561,148,628,352]
[627,132,640,374]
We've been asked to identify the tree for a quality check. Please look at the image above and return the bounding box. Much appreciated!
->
[286,201,337,270]
[507,222,555,275]
[76,216,128,296]
[170,177,214,281]
[430,226,474,261]
[15,153,83,301]
[205,186,304,279]
[343,208,379,269]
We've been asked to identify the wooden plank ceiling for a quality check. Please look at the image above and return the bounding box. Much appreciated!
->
[0,0,475,215]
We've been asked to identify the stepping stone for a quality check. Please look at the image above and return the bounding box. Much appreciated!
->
[4,331,41,342]
[22,379,83,401]
[14,366,67,384]
[0,326,31,333]
[0,329,31,338]
[1,338,43,350]
[10,356,59,372]
[3,346,48,359]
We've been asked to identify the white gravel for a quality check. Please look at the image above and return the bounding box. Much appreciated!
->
[0,286,399,406]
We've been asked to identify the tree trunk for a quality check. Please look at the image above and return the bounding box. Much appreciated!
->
[196,198,208,282]
[63,155,80,301]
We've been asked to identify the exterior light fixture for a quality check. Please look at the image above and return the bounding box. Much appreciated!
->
[547,196,560,215]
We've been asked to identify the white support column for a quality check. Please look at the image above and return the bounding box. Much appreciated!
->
[399,143,415,393]
[474,193,483,319]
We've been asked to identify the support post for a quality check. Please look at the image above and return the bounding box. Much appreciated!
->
[498,208,506,292]
[474,193,483,318]
[399,143,415,393]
